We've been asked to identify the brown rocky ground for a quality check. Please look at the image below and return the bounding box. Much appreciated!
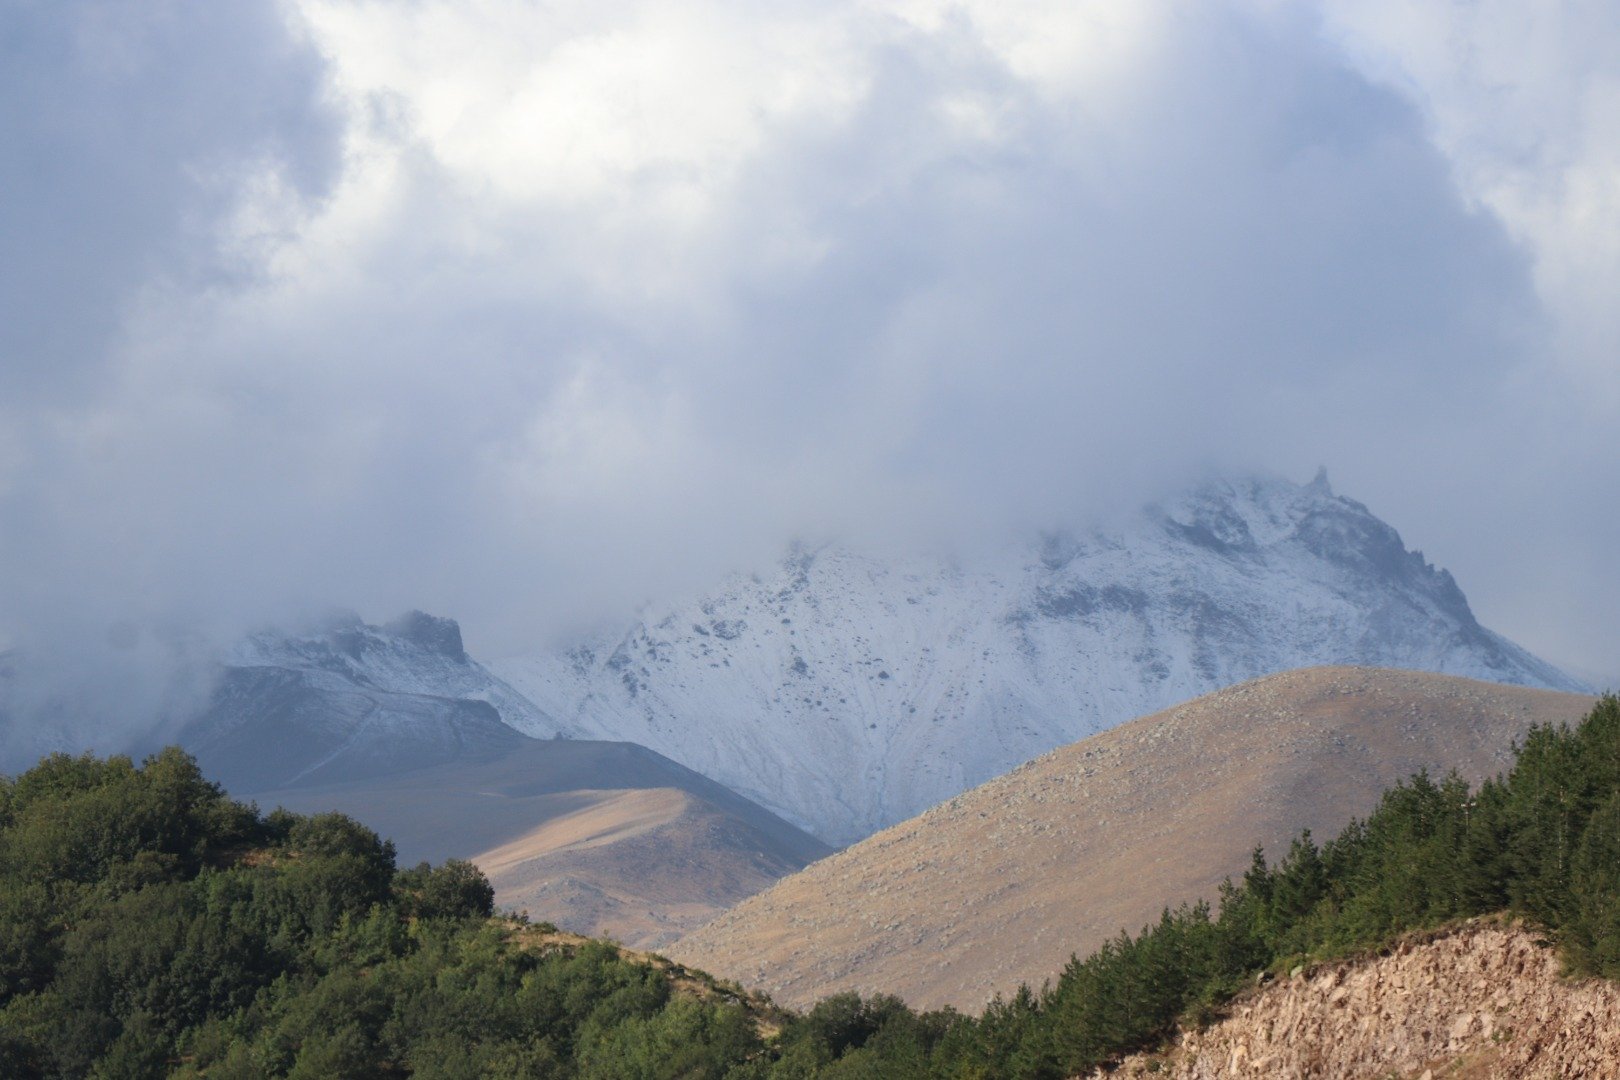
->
[668,667,1593,1011]
[1094,920,1620,1079]
[257,740,832,949]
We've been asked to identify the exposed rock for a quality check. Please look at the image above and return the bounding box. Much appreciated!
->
[384,610,468,661]
[1093,921,1620,1079]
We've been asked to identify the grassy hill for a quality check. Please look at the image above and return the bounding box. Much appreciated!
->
[670,667,1594,1009]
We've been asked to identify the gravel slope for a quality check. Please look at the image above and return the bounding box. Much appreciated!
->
[1095,920,1620,1079]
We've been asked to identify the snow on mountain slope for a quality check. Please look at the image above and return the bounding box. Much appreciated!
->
[494,474,1584,844]
[168,610,566,793]
[228,610,556,735]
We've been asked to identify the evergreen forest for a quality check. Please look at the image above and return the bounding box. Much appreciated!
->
[2,696,1618,1078]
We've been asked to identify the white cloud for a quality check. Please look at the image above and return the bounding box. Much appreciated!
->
[1317,0,1620,402]
[3,0,1617,707]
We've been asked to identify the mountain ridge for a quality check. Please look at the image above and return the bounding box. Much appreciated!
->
[163,609,563,793]
[254,737,833,948]
[143,612,830,947]
[496,474,1582,843]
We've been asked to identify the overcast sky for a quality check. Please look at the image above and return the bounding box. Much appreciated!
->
[1,0,1617,689]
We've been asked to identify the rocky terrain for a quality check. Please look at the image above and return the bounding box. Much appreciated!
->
[1093,920,1620,1079]
[497,473,1583,843]
[256,738,832,948]
[668,667,1594,1010]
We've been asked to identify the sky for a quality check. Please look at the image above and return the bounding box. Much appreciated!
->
[1,0,1617,697]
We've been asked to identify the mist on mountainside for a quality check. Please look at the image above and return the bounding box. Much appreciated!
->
[497,474,1586,841]
[2,1,1619,739]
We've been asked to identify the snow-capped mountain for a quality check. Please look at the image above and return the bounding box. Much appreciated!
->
[494,473,1584,844]
[168,610,563,793]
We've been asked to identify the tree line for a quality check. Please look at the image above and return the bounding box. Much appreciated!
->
[1,695,1617,1077]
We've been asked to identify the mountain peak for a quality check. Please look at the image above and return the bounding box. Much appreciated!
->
[385,611,467,662]
[494,473,1582,843]
[171,611,560,794]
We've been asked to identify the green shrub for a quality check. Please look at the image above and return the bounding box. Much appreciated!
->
[7,697,1620,1077]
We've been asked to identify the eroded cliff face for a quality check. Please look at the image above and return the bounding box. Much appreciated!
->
[1094,922,1620,1079]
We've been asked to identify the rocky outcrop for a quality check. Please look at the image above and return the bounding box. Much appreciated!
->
[1095,921,1620,1079]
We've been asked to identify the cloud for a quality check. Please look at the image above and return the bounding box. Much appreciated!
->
[1317,0,1620,398]
[0,0,342,742]
[1306,0,1620,681]
[1,0,1616,728]
[0,0,341,402]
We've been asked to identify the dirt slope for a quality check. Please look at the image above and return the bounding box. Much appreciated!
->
[1094,920,1620,1078]
[668,667,1593,1010]
[255,739,832,949]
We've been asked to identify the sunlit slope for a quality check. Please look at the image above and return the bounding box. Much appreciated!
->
[668,667,1594,1010]
[257,739,832,949]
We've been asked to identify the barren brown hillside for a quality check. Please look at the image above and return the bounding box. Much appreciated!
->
[258,740,832,948]
[668,667,1593,1011]
[1092,919,1620,1078]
